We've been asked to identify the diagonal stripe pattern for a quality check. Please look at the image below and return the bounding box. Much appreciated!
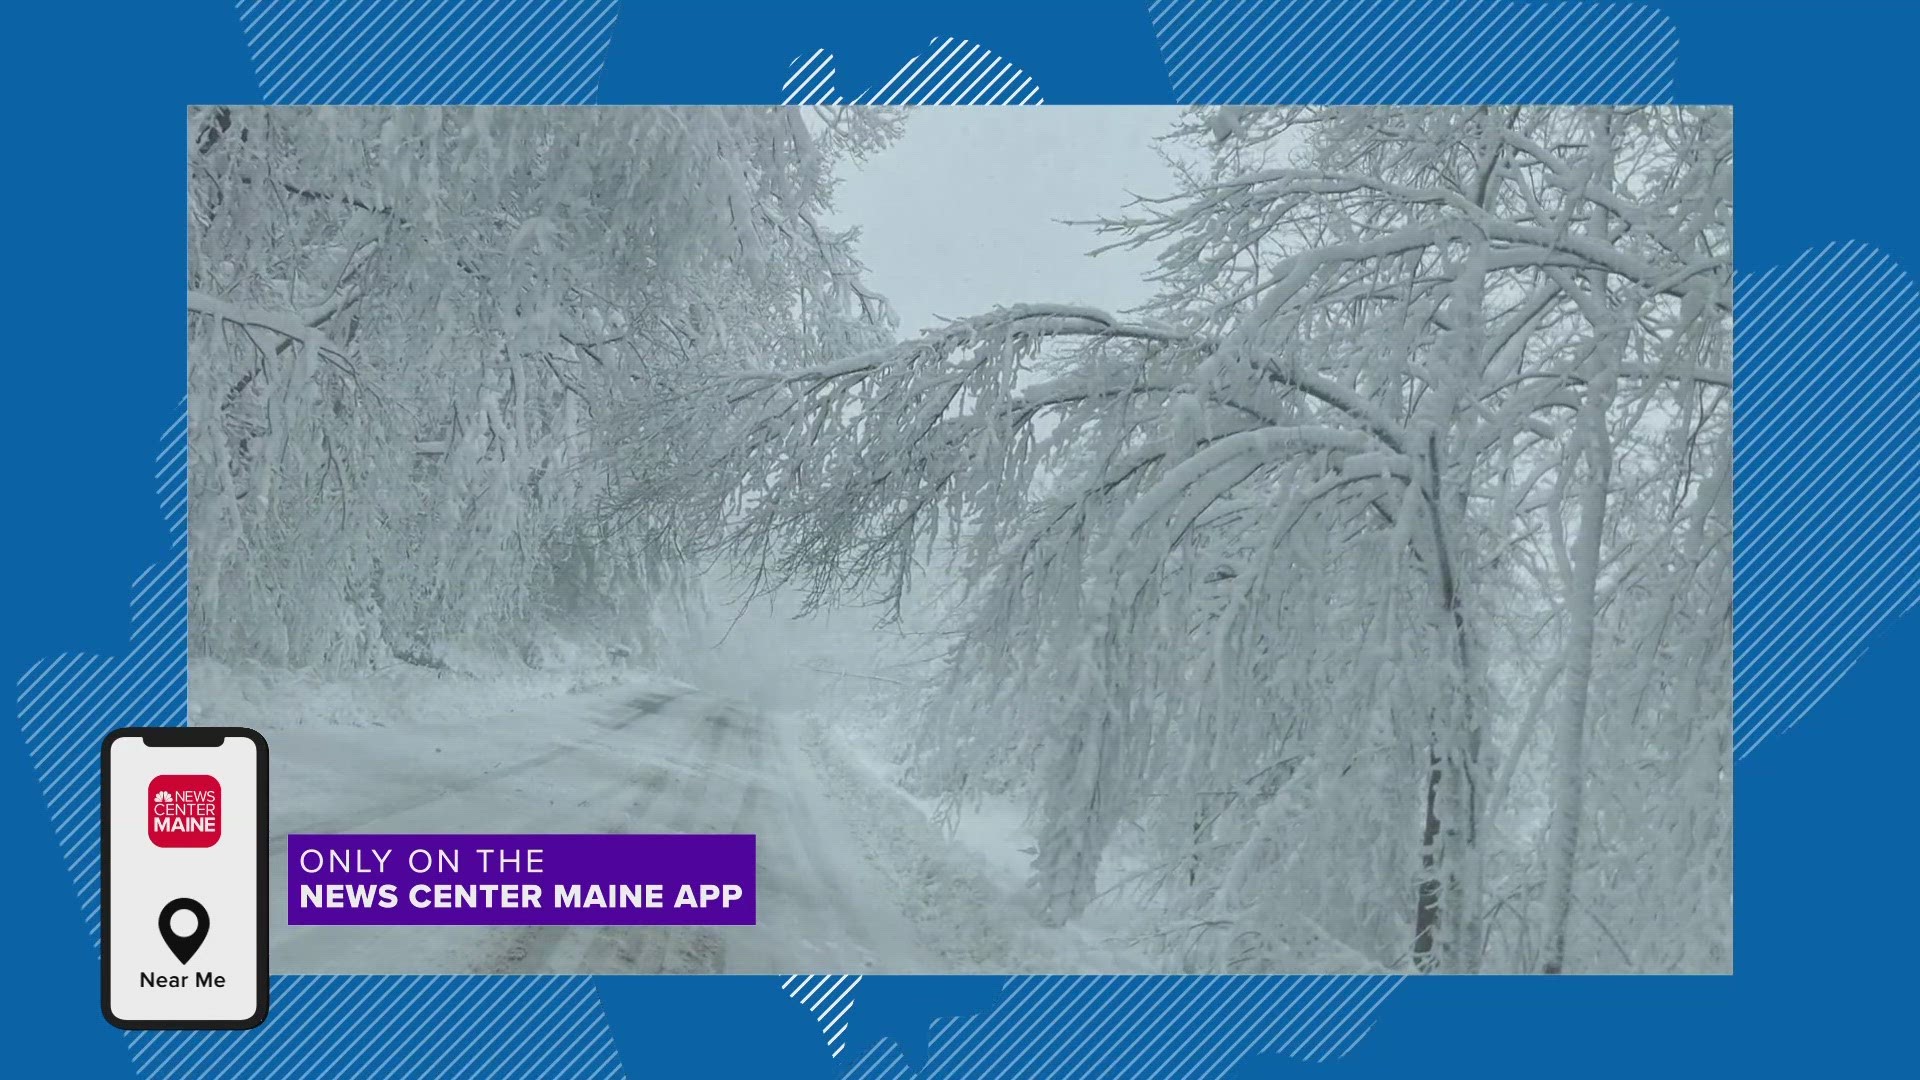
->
[783,39,1043,106]
[1145,0,1676,104]
[783,974,862,1059]
[233,0,621,104]
[56,13,642,1071]
[841,974,1405,1077]
[49,6,1894,1071]
[16,406,633,1077]
[18,404,188,949]
[1734,241,1920,757]
[124,974,625,1078]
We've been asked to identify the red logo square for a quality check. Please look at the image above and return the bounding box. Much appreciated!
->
[149,774,221,847]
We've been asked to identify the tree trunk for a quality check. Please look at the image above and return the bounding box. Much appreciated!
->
[1542,377,1611,972]
[1543,110,1619,973]
[1413,750,1444,968]
[1413,434,1487,973]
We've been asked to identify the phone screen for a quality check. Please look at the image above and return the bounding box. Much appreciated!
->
[102,728,268,1029]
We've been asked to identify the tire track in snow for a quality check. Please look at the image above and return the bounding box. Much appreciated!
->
[268,682,939,975]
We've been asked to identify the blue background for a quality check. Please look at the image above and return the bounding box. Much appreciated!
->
[3,1,1913,1074]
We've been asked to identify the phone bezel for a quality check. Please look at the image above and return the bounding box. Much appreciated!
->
[100,727,270,1030]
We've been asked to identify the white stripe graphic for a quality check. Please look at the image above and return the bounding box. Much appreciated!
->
[18,406,188,947]
[785,972,863,1059]
[1733,243,1920,755]
[235,0,618,103]
[779,38,1045,106]
[18,398,633,1077]
[842,973,1400,1077]
[121,974,626,1078]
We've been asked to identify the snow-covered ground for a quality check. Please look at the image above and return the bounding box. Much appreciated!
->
[797,699,1152,974]
[194,660,1137,974]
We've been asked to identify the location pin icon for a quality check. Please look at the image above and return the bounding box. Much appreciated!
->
[159,898,210,964]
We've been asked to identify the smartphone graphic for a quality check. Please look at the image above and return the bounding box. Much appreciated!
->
[102,727,268,1029]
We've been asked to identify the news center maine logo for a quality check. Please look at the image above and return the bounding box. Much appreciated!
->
[149,775,221,848]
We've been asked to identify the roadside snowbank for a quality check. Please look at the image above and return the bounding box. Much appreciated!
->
[797,688,1152,974]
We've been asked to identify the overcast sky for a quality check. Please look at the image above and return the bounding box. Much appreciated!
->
[826,108,1187,337]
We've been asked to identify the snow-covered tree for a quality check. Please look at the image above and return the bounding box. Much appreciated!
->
[188,106,898,670]
[650,106,1731,972]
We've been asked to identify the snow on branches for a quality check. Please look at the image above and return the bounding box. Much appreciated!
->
[188,106,899,671]
[658,106,1731,973]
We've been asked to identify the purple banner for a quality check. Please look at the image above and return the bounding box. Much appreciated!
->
[288,834,756,925]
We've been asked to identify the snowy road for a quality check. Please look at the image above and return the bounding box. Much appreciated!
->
[267,684,938,974]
